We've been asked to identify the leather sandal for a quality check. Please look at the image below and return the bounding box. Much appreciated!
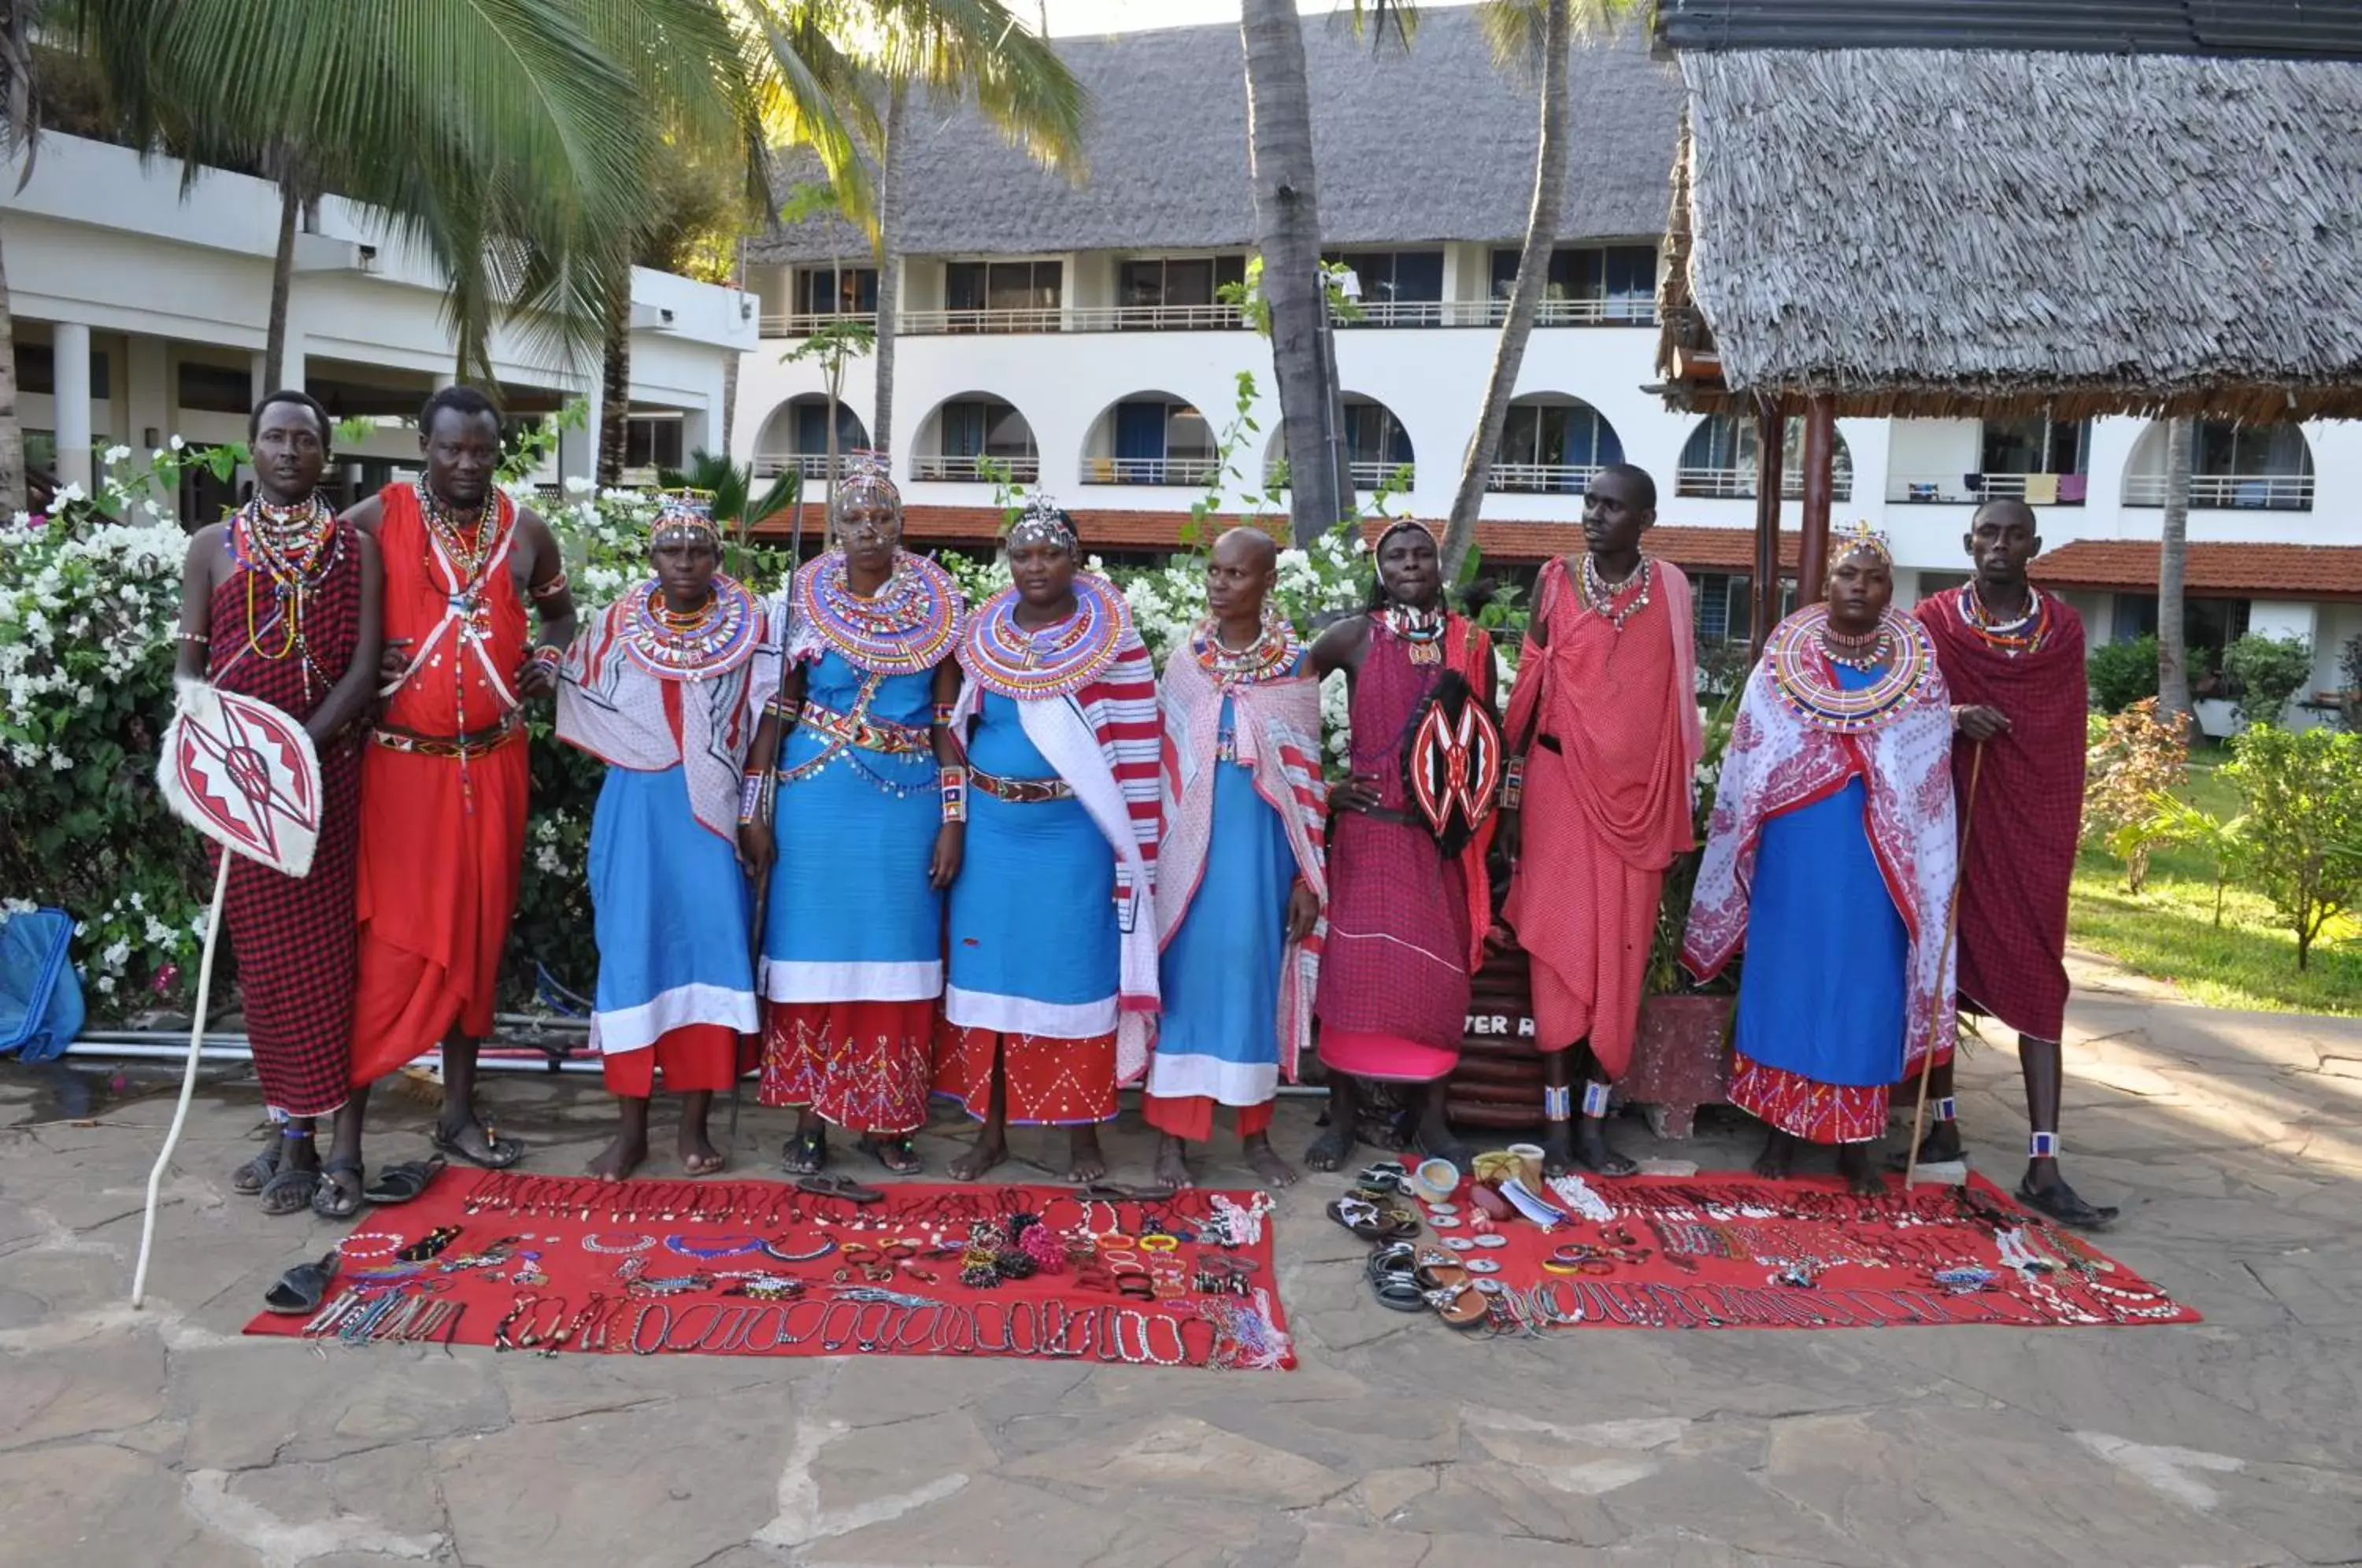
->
[2017,1177,2120,1232]
[362,1156,446,1206]
[262,1252,339,1316]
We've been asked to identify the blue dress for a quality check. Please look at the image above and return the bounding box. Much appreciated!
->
[760,648,942,1001]
[1731,664,1910,1142]
[1149,676,1302,1109]
[587,764,757,1051]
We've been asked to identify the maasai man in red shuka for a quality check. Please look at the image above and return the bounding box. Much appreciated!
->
[345,386,577,1171]
[1911,498,2116,1230]
[1306,518,1500,1174]
[173,391,383,1219]
[1501,464,1701,1180]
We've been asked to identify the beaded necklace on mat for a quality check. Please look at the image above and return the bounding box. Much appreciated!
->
[1764,606,1935,735]
[1193,612,1301,690]
[620,575,759,683]
[794,549,963,675]
[1956,582,2049,656]
[1576,553,1653,632]
[960,572,1131,700]
[229,493,342,700]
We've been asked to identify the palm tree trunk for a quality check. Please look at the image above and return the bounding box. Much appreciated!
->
[0,229,24,518]
[264,179,300,389]
[1441,0,1572,579]
[2157,415,2195,727]
[1241,0,1352,547]
[598,278,631,487]
[872,86,905,462]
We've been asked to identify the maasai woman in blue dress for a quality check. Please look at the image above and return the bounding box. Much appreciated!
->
[557,490,778,1181]
[1684,523,1956,1194]
[746,454,965,1177]
[939,499,1162,1185]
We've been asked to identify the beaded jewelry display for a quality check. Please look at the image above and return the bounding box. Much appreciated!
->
[1577,553,1655,632]
[619,575,761,684]
[959,571,1133,700]
[228,492,344,700]
[791,549,964,675]
[1764,605,1937,735]
[1192,610,1301,690]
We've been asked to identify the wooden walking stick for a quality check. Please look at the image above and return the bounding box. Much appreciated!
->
[734,756,777,1146]
[1905,741,1985,1189]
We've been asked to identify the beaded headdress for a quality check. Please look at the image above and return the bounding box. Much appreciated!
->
[652,488,719,549]
[830,450,900,524]
[1008,492,1079,557]
[1375,516,1439,550]
[1833,519,1892,566]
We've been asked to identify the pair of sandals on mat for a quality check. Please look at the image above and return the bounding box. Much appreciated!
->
[234,1118,513,1219]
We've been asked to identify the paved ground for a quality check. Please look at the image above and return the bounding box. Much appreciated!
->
[3,951,2360,1568]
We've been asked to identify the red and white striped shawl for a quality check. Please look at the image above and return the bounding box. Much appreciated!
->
[950,623,1164,1082]
[1154,641,1327,1084]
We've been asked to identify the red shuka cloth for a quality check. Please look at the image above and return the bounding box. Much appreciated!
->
[1501,558,1701,1077]
[1913,590,2087,1042]
[599,1023,749,1096]
[206,517,366,1117]
[350,485,531,1085]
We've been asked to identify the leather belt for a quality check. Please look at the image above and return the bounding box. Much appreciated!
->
[371,710,524,760]
[798,699,929,756]
[1350,804,1422,827]
[971,767,1073,804]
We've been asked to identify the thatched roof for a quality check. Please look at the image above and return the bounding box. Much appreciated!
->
[1655,48,2362,421]
[749,9,1677,265]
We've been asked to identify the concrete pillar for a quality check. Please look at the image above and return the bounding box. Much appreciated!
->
[51,324,93,491]
[432,372,457,393]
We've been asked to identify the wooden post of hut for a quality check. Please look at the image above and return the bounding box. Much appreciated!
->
[1795,395,1837,605]
[1749,405,1785,657]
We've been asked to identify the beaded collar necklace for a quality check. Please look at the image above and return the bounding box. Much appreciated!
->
[620,574,760,683]
[1377,602,1447,666]
[420,485,506,590]
[1193,611,1301,690]
[1577,553,1654,632]
[960,571,1131,701]
[228,493,344,699]
[793,549,963,676]
[1957,582,2049,656]
[1764,606,1935,734]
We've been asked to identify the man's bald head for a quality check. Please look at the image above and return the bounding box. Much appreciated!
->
[1972,497,2037,533]
[1213,526,1279,571]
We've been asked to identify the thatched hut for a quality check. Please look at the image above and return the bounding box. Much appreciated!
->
[1651,0,2362,633]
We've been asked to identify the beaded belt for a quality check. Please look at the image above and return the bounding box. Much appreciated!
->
[970,767,1072,804]
[796,699,929,756]
[371,711,524,760]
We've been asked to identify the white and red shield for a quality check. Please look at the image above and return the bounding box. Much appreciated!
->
[157,682,322,878]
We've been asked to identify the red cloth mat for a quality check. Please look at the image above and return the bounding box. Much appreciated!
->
[246,1170,1293,1368]
[1398,1164,2198,1330]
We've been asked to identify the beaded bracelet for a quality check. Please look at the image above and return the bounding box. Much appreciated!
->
[939,765,968,825]
[931,701,956,727]
[530,570,570,602]
[739,771,765,825]
[1501,755,1525,811]
[175,630,210,646]
[531,644,563,671]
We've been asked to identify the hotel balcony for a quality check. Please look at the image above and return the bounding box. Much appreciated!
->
[2121,472,2315,511]
[1886,472,2088,506]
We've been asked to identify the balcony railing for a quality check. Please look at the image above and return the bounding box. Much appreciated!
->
[1676,465,1855,503]
[1350,297,1656,328]
[750,453,844,480]
[1079,455,1223,486]
[909,453,1040,483]
[758,311,878,338]
[1886,472,2090,506]
[1272,460,1417,490]
[1487,462,1605,495]
[2122,471,2314,511]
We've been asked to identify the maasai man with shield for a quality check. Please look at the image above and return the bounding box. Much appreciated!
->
[1685,523,1956,1194]
[938,499,1160,1185]
[748,454,967,1178]
[1501,464,1700,1178]
[1305,518,1501,1174]
[173,390,383,1217]
[1146,527,1326,1189]
[557,490,778,1181]
[346,386,576,1170]
[1910,499,2116,1228]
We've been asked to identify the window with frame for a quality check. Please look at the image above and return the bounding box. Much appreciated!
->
[623,415,684,472]
[937,400,1036,460]
[943,260,1062,317]
[1323,250,1445,308]
[1488,244,1655,316]
[794,266,878,316]
[1119,255,1248,312]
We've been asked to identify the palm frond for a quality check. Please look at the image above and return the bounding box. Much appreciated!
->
[1476,0,1638,73]
[852,0,1086,175]
[741,0,879,229]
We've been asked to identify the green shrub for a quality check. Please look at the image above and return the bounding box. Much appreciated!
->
[2224,726,2362,971]
[2086,633,2160,714]
[2222,633,2314,731]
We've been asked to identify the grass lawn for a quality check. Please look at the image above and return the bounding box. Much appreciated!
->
[2071,749,2362,1015]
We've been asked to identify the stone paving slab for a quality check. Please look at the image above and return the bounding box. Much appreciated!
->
[3,967,2360,1566]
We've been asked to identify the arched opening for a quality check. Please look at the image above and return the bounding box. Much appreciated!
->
[1080,391,1216,486]
[1488,394,1623,494]
[1261,394,1416,492]
[753,394,869,482]
[2124,420,2314,511]
[911,393,1038,483]
[1675,415,1853,503]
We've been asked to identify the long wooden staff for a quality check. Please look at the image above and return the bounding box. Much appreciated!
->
[734,621,784,1146]
[133,851,232,1307]
[1905,741,1985,1189]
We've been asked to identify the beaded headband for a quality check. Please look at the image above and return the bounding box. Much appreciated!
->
[652,488,719,548]
[1833,519,1891,566]
[830,451,900,523]
[1008,493,1079,557]
[1375,516,1440,553]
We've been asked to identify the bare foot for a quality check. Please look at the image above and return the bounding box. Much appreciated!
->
[1153,1135,1194,1190]
[679,1127,725,1177]
[588,1130,646,1183]
[1837,1143,1885,1196]
[1753,1129,1796,1180]
[1067,1125,1109,1184]
[1305,1121,1356,1173]
[949,1133,1008,1182]
[1243,1133,1298,1189]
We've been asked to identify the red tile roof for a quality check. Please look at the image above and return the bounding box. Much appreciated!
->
[2032,541,2362,601]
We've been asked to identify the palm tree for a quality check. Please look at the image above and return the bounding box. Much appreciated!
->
[0,2,42,516]
[1439,0,1634,578]
[2157,415,2196,726]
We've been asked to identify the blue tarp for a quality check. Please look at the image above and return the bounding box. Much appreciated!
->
[0,906,83,1063]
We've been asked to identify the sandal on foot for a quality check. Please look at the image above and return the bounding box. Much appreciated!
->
[311,1157,365,1220]
[262,1252,340,1316]
[1075,1181,1177,1202]
[781,1128,827,1177]
[430,1122,525,1170]
[258,1165,322,1217]
[858,1135,922,1176]
[231,1146,282,1196]
[2018,1177,2120,1232]
[797,1173,884,1204]
[362,1156,446,1206]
